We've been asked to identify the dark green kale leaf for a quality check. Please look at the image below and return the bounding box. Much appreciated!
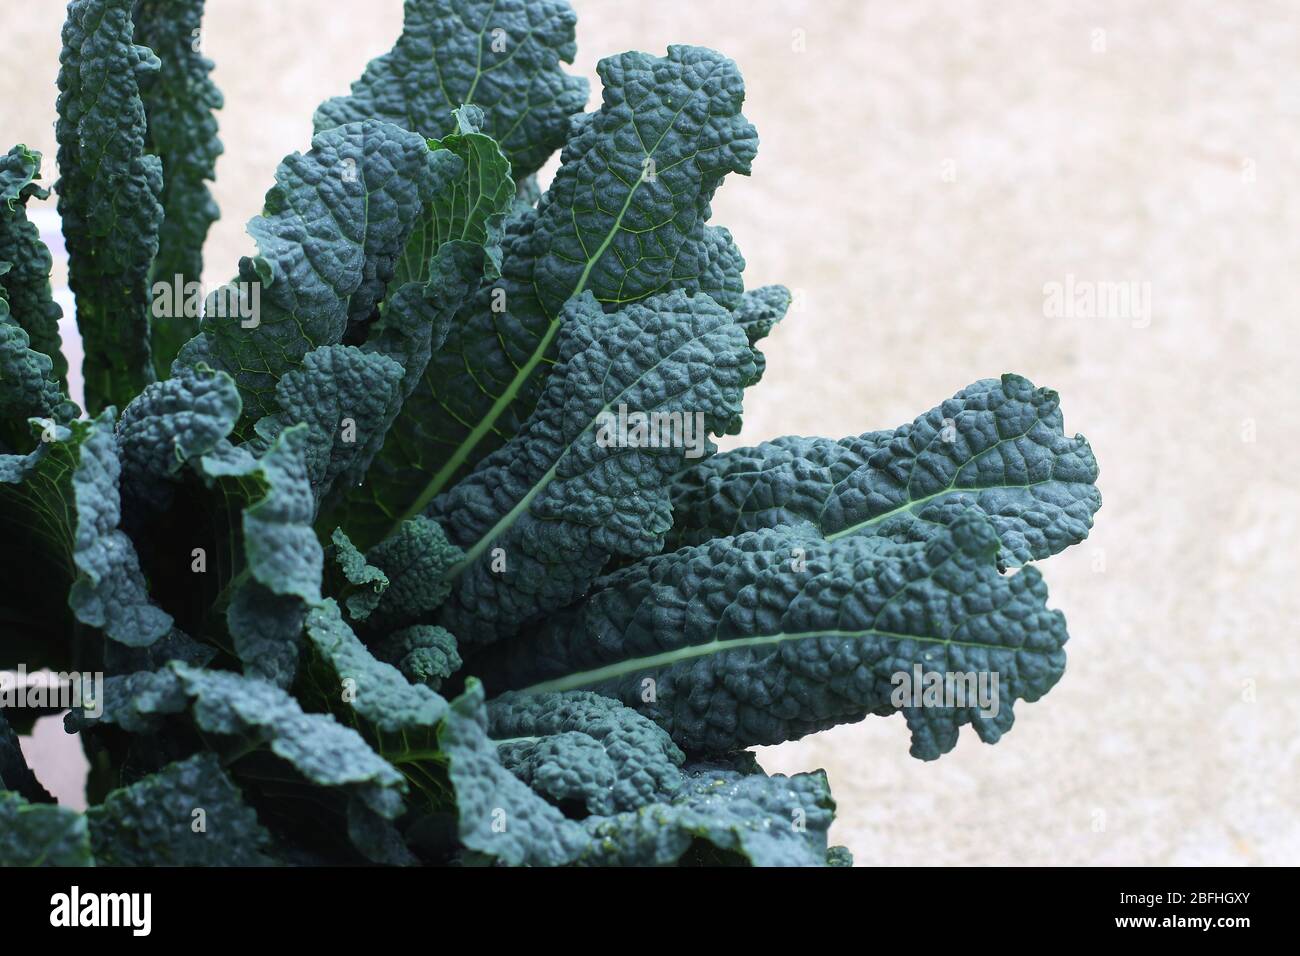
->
[56,0,164,413]
[370,46,758,537]
[483,512,1070,759]
[88,753,273,865]
[431,289,758,645]
[0,145,70,394]
[668,374,1101,566]
[314,0,588,181]
[133,0,224,375]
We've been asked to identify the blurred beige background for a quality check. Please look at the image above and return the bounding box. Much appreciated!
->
[5,0,1299,865]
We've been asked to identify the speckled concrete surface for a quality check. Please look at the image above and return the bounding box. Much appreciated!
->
[4,0,1297,865]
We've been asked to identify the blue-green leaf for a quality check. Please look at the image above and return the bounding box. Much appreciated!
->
[325,110,519,547]
[372,624,460,690]
[0,145,70,392]
[303,599,448,733]
[116,362,241,509]
[377,46,758,531]
[488,512,1070,759]
[56,0,164,413]
[177,120,447,428]
[439,680,588,865]
[87,753,273,866]
[354,515,462,631]
[133,0,224,375]
[578,763,836,867]
[68,410,174,647]
[300,600,452,826]
[195,427,322,686]
[489,691,685,815]
[329,527,388,621]
[432,289,757,644]
[669,374,1101,566]
[252,344,406,505]
[314,0,587,181]
[0,791,92,866]
[77,662,407,821]
[0,292,69,454]
[0,413,171,657]
[731,283,790,381]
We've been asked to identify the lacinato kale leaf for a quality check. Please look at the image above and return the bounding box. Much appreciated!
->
[667,374,1100,565]
[480,512,1069,758]
[176,120,445,428]
[367,46,757,537]
[0,791,92,866]
[0,411,172,662]
[133,0,223,376]
[0,145,71,397]
[0,290,70,455]
[489,690,686,815]
[314,0,587,181]
[430,288,759,645]
[0,0,1101,868]
[87,753,273,866]
[55,0,164,414]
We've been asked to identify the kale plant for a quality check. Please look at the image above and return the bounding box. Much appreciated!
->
[0,0,1101,866]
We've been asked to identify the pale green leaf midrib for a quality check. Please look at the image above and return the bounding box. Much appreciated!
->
[446,308,736,576]
[823,478,1058,542]
[515,627,1023,696]
[390,66,724,538]
[391,166,652,534]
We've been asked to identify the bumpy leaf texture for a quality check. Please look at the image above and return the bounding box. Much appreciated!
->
[303,599,449,733]
[177,120,447,428]
[0,791,92,866]
[579,762,837,866]
[298,601,453,819]
[133,0,224,375]
[467,687,838,865]
[439,681,589,865]
[87,753,273,865]
[0,412,171,656]
[115,362,242,509]
[56,0,164,413]
[432,289,758,645]
[731,284,791,381]
[252,344,406,505]
[195,428,322,686]
[483,512,1071,760]
[390,106,515,292]
[0,145,69,393]
[326,109,517,545]
[375,45,757,534]
[2,0,1104,869]
[373,624,461,690]
[68,410,174,647]
[78,662,408,823]
[0,291,68,454]
[490,690,686,815]
[329,528,389,620]
[667,374,1101,565]
[314,0,588,181]
[351,515,463,631]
